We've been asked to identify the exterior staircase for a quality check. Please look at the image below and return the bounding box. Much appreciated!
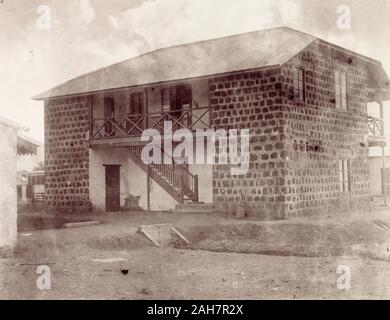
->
[128,145,199,204]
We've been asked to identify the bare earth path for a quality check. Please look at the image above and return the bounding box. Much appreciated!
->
[1,210,390,299]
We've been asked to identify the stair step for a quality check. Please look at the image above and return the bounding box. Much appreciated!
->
[174,203,214,213]
[371,196,387,203]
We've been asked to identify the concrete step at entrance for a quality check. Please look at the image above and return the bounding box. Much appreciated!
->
[371,195,386,203]
[174,203,214,213]
[370,196,390,208]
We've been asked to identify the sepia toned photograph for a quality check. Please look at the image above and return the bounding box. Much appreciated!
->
[1,0,390,304]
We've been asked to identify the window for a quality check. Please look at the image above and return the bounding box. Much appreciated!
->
[335,70,347,110]
[161,88,170,112]
[171,85,192,110]
[293,67,305,101]
[129,92,144,115]
[104,97,115,136]
[161,85,192,112]
[339,159,350,192]
[306,139,322,153]
[104,97,115,117]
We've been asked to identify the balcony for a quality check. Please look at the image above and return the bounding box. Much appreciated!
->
[89,111,385,147]
[368,116,385,147]
[368,116,384,137]
[89,106,210,146]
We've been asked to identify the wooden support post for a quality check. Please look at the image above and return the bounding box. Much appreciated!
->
[147,165,151,213]
[180,166,184,204]
[194,174,199,203]
[89,95,93,141]
[143,88,148,130]
[348,160,352,212]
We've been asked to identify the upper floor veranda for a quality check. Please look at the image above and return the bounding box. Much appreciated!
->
[87,76,388,148]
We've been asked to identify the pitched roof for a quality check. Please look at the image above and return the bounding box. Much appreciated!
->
[17,136,38,156]
[0,116,20,128]
[0,117,39,155]
[33,26,389,100]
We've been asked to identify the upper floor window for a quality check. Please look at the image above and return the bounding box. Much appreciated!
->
[104,97,115,136]
[293,67,305,101]
[335,70,348,110]
[161,88,170,112]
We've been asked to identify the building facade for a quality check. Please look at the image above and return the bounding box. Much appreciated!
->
[0,118,18,251]
[35,27,390,218]
[0,118,38,252]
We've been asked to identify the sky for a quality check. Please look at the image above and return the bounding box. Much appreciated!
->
[0,0,390,144]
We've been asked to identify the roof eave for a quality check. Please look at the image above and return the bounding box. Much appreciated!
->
[32,64,283,101]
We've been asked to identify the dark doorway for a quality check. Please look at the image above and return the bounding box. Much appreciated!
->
[129,92,144,115]
[104,165,121,212]
[170,85,192,130]
[171,85,192,112]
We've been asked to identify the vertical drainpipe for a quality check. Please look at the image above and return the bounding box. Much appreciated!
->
[379,100,387,207]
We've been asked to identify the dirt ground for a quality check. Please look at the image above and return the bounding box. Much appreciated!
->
[1,209,390,299]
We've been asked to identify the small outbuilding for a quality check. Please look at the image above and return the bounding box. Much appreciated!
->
[0,117,37,254]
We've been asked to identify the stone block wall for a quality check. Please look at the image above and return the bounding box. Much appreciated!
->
[44,96,91,213]
[42,43,372,218]
[209,68,289,219]
[281,42,371,217]
[209,43,371,219]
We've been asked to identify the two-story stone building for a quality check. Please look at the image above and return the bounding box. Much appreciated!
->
[34,27,390,219]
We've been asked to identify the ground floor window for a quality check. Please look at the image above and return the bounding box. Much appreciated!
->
[339,159,350,192]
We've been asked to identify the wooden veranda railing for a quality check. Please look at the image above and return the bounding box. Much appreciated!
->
[90,107,210,139]
[368,116,384,137]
